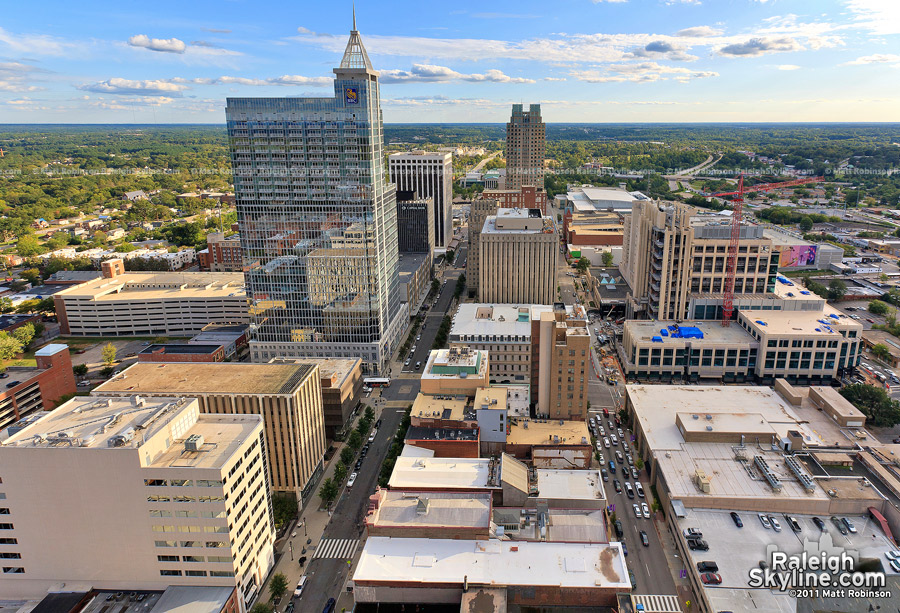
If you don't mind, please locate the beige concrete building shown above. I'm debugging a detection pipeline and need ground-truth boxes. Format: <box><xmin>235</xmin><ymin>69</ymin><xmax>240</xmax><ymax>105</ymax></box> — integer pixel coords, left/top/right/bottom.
<box><xmin>621</xmin><ymin>201</ymin><xmax>779</xmax><ymax>320</ymax></box>
<box><xmin>54</xmin><ymin>264</ymin><xmax>248</xmax><ymax>337</ymax></box>
<box><xmin>419</xmin><ymin>347</ymin><xmax>490</xmax><ymax>396</ymax></box>
<box><xmin>0</xmin><ymin>395</ymin><xmax>274</xmax><ymax>610</ymax></box>
<box><xmin>620</xmin><ymin>302</ymin><xmax>862</xmax><ymax>384</ymax></box>
<box><xmin>505</xmin><ymin>103</ymin><xmax>545</xmax><ymax>193</ymax></box>
<box><xmin>466</xmin><ymin>198</ymin><xmax>498</xmax><ymax>295</ymax></box>
<box><xmin>94</xmin><ymin>362</ymin><xmax>326</xmax><ymax>500</ymax></box>
<box><xmin>479</xmin><ymin>208</ymin><xmax>558</xmax><ymax>305</ymax></box>
<box><xmin>449</xmin><ymin>303</ymin><xmax>552</xmax><ymax>384</ymax></box>
<box><xmin>533</xmin><ymin>304</ymin><xmax>590</xmax><ymax>420</ymax></box>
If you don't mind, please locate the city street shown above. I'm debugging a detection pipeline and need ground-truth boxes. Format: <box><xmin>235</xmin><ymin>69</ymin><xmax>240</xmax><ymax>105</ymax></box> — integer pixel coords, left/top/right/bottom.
<box><xmin>592</xmin><ymin>417</ymin><xmax>678</xmax><ymax>596</ymax></box>
<box><xmin>275</xmin><ymin>253</ymin><xmax>466</xmax><ymax>613</ymax></box>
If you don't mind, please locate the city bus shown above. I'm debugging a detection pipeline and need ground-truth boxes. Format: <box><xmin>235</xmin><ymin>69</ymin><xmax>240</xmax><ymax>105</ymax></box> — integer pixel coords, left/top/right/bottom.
<box><xmin>363</xmin><ymin>377</ymin><xmax>391</xmax><ymax>388</ymax></box>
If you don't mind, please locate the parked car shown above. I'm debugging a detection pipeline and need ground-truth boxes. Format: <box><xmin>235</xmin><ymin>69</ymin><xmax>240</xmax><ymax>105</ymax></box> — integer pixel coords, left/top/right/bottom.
<box><xmin>633</xmin><ymin>503</ymin><xmax>642</xmax><ymax>518</ymax></box>
<box><xmin>293</xmin><ymin>576</ymin><xmax>307</xmax><ymax>598</ymax></box>
<box><xmin>842</xmin><ymin>517</ymin><xmax>857</xmax><ymax>534</ymax></box>
<box><xmin>768</xmin><ymin>516</ymin><xmax>782</xmax><ymax>532</ymax></box>
<box><xmin>5</xmin><ymin>381</ymin><xmax>19</xmax><ymax>388</ymax></box>
<box><xmin>354</xmin><ymin>458</ymin><xmax>363</xmax><ymax>471</ymax></box>
<box><xmin>697</xmin><ymin>561</ymin><xmax>719</xmax><ymax>572</ymax></box>
<box><xmin>700</xmin><ymin>573</ymin><xmax>722</xmax><ymax>585</ymax></box>
<box><xmin>683</xmin><ymin>528</ymin><xmax>703</xmax><ymax>538</ymax></box>
<box><xmin>600</xmin><ymin>468</ymin><xmax>609</xmax><ymax>482</ymax></box>
<box><xmin>635</xmin><ymin>482</ymin><xmax>645</xmax><ymax>498</ymax></box>
<box><xmin>730</xmin><ymin>512</ymin><xmax>743</xmax><ymax>528</ymax></box>
<box><xmin>758</xmin><ymin>514</ymin><xmax>772</xmax><ymax>530</ymax></box>
<box><xmin>812</xmin><ymin>517</ymin><xmax>826</xmax><ymax>531</ymax></box>
<box><xmin>687</xmin><ymin>538</ymin><xmax>709</xmax><ymax>551</ymax></box>
<box><xmin>785</xmin><ymin>515</ymin><xmax>801</xmax><ymax>533</ymax></box>
<box><xmin>640</xmin><ymin>530</ymin><xmax>649</xmax><ymax>546</ymax></box>
<box><xmin>613</xmin><ymin>479</ymin><xmax>622</xmax><ymax>493</ymax></box>
<box><xmin>831</xmin><ymin>516</ymin><xmax>848</xmax><ymax>535</ymax></box>
<box><xmin>631</xmin><ymin>467</ymin><xmax>639</xmax><ymax>480</ymax></box>
<box><xmin>614</xmin><ymin>520</ymin><xmax>624</xmax><ymax>538</ymax></box>
<box><xmin>603</xmin><ymin>437</ymin><xmax>610</xmax><ymax>448</ymax></box>
<box><xmin>625</xmin><ymin>482</ymin><xmax>634</xmax><ymax>499</ymax></box>
<box><xmin>628</xmin><ymin>569</ymin><xmax>637</xmax><ymax>589</ymax></box>
<box><xmin>322</xmin><ymin>598</ymin><xmax>336</xmax><ymax>613</ymax></box>
<box><xmin>346</xmin><ymin>472</ymin><xmax>357</xmax><ymax>488</ymax></box>
<box><xmin>891</xmin><ymin>559</ymin><xmax>900</xmax><ymax>573</ymax></box>
<box><xmin>641</xmin><ymin>502</ymin><xmax>650</xmax><ymax>518</ymax></box>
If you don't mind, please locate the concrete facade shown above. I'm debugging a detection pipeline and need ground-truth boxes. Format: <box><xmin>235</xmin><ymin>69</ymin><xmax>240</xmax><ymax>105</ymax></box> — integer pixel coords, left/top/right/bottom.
<box><xmin>94</xmin><ymin>362</ymin><xmax>326</xmax><ymax>500</ymax></box>
<box><xmin>466</xmin><ymin>198</ymin><xmax>498</xmax><ymax>294</ymax></box>
<box><xmin>479</xmin><ymin>208</ymin><xmax>558</xmax><ymax>305</ymax></box>
<box><xmin>388</xmin><ymin>151</ymin><xmax>453</xmax><ymax>249</ymax></box>
<box><xmin>0</xmin><ymin>396</ymin><xmax>275</xmax><ymax>611</ymax></box>
<box><xmin>533</xmin><ymin>305</ymin><xmax>591</xmax><ymax>420</ymax></box>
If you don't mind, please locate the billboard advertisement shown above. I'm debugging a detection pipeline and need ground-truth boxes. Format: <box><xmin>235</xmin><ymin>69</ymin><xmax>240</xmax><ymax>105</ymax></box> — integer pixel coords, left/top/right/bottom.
<box><xmin>779</xmin><ymin>245</ymin><xmax>818</xmax><ymax>268</ymax></box>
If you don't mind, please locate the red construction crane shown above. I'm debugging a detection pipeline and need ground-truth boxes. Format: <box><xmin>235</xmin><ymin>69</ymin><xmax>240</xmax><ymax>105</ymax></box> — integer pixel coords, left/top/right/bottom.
<box><xmin>715</xmin><ymin>174</ymin><xmax>823</xmax><ymax>326</ymax></box>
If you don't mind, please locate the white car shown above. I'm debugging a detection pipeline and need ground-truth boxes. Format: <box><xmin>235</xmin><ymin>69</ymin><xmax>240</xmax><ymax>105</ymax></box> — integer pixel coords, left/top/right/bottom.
<box><xmin>633</xmin><ymin>503</ymin><xmax>642</xmax><ymax>518</ymax></box>
<box><xmin>610</xmin><ymin>435</ymin><xmax>619</xmax><ymax>446</ymax></box>
<box><xmin>641</xmin><ymin>502</ymin><xmax>650</xmax><ymax>518</ymax></box>
<box><xmin>769</xmin><ymin>516</ymin><xmax>782</xmax><ymax>532</ymax></box>
<box><xmin>603</xmin><ymin>437</ymin><xmax>611</xmax><ymax>448</ymax></box>
<box><xmin>596</xmin><ymin>441</ymin><xmax>603</xmax><ymax>451</ymax></box>
<box><xmin>347</xmin><ymin>472</ymin><xmax>358</xmax><ymax>488</ymax></box>
<box><xmin>599</xmin><ymin>427</ymin><xmax>606</xmax><ymax>436</ymax></box>
<box><xmin>759</xmin><ymin>514</ymin><xmax>772</xmax><ymax>529</ymax></box>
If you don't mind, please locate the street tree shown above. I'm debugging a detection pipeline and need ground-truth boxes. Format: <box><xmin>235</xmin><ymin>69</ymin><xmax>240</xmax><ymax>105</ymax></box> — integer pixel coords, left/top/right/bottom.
<box><xmin>0</xmin><ymin>332</ymin><xmax>23</xmax><ymax>363</ymax></box>
<box><xmin>268</xmin><ymin>573</ymin><xmax>288</xmax><ymax>602</ymax></box>
<box><xmin>347</xmin><ymin>430</ymin><xmax>362</xmax><ymax>450</ymax></box>
<box><xmin>601</xmin><ymin>251</ymin><xmax>614</xmax><ymax>267</ymax></box>
<box><xmin>73</xmin><ymin>364</ymin><xmax>88</xmax><ymax>377</ymax></box>
<box><xmin>101</xmin><ymin>342</ymin><xmax>117</xmax><ymax>365</ymax></box>
<box><xmin>340</xmin><ymin>446</ymin><xmax>355</xmax><ymax>466</ymax></box>
<box><xmin>872</xmin><ymin>344</ymin><xmax>892</xmax><ymax>362</ymax></box>
<box><xmin>869</xmin><ymin>300</ymin><xmax>890</xmax><ymax>316</ymax></box>
<box><xmin>827</xmin><ymin>279</ymin><xmax>847</xmax><ymax>301</ymax></box>
<box><xmin>318</xmin><ymin>478</ymin><xmax>338</xmax><ymax>506</ymax></box>
<box><xmin>334</xmin><ymin>462</ymin><xmax>348</xmax><ymax>483</ymax></box>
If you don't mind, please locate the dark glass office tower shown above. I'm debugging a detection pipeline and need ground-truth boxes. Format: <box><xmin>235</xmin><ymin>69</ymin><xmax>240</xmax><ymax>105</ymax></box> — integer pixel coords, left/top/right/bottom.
<box><xmin>226</xmin><ymin>19</ymin><xmax>403</xmax><ymax>373</ymax></box>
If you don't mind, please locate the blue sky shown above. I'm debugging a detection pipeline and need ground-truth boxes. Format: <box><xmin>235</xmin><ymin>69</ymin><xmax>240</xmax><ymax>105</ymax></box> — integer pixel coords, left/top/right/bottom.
<box><xmin>1</xmin><ymin>0</ymin><xmax>898</xmax><ymax>123</ymax></box>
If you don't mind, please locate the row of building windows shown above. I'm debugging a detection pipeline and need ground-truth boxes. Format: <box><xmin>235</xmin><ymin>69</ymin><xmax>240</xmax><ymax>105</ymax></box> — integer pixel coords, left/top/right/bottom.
<box><xmin>160</xmin><ymin>569</ymin><xmax>233</xmax><ymax>577</ymax></box>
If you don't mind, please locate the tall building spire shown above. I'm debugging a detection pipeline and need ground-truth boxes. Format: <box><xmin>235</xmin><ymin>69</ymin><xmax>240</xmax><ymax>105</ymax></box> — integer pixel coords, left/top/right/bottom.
<box><xmin>339</xmin><ymin>7</ymin><xmax>374</xmax><ymax>71</ymax></box>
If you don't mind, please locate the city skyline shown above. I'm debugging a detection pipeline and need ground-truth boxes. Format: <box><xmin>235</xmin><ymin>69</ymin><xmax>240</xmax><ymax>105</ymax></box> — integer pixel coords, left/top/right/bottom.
<box><xmin>1</xmin><ymin>0</ymin><xmax>898</xmax><ymax>123</ymax></box>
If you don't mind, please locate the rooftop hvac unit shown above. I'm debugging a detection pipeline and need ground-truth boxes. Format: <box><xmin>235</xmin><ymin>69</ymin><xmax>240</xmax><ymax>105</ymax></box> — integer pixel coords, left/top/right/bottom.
<box><xmin>784</xmin><ymin>456</ymin><xmax>816</xmax><ymax>492</ymax></box>
<box><xmin>753</xmin><ymin>455</ymin><xmax>783</xmax><ymax>492</ymax></box>
<box><xmin>185</xmin><ymin>434</ymin><xmax>205</xmax><ymax>451</ymax></box>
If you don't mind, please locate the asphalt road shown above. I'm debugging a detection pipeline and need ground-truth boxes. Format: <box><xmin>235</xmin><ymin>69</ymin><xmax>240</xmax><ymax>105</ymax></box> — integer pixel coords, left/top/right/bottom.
<box><xmin>595</xmin><ymin>421</ymin><xmax>677</xmax><ymax>595</ymax></box>
<box><xmin>299</xmin><ymin>400</ymin><xmax>408</xmax><ymax>613</ymax></box>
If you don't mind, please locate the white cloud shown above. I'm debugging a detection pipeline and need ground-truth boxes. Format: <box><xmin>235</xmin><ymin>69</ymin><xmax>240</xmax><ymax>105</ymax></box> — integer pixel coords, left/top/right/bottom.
<box><xmin>0</xmin><ymin>26</ymin><xmax>83</xmax><ymax>57</ymax></box>
<box><xmin>777</xmin><ymin>64</ymin><xmax>802</xmax><ymax>70</ymax></box>
<box><xmin>571</xmin><ymin>62</ymin><xmax>717</xmax><ymax>83</ymax></box>
<box><xmin>843</xmin><ymin>0</ymin><xmax>900</xmax><ymax>35</ymax></box>
<box><xmin>128</xmin><ymin>34</ymin><xmax>187</xmax><ymax>54</ymax></box>
<box><xmin>675</xmin><ymin>25</ymin><xmax>723</xmax><ymax>37</ymax></box>
<box><xmin>380</xmin><ymin>63</ymin><xmax>534</xmax><ymax>84</ymax></box>
<box><xmin>718</xmin><ymin>36</ymin><xmax>802</xmax><ymax>57</ymax></box>
<box><xmin>0</xmin><ymin>61</ymin><xmax>49</xmax><ymax>92</ymax></box>
<box><xmin>543</xmin><ymin>77</ymin><xmax>567</xmax><ymax>81</ymax></box>
<box><xmin>202</xmin><ymin>27</ymin><xmax>232</xmax><ymax>34</ymax></box>
<box><xmin>77</xmin><ymin>78</ymin><xmax>190</xmax><ymax>96</ymax></box>
<box><xmin>629</xmin><ymin>40</ymin><xmax>698</xmax><ymax>61</ymax></box>
<box><xmin>841</xmin><ymin>53</ymin><xmax>900</xmax><ymax>65</ymax></box>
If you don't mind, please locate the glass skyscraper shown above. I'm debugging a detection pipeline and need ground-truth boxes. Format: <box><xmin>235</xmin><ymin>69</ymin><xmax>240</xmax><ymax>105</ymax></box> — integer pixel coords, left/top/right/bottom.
<box><xmin>226</xmin><ymin>21</ymin><xmax>404</xmax><ymax>373</ymax></box>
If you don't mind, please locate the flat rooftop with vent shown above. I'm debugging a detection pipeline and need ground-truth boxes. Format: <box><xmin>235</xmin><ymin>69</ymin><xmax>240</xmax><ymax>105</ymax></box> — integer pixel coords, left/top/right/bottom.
<box><xmin>2</xmin><ymin>395</ymin><xmax>261</xmax><ymax>470</ymax></box>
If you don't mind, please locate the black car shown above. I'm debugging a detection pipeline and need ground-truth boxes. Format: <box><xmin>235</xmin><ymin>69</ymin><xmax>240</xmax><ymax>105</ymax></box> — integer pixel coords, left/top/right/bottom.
<box><xmin>322</xmin><ymin>597</ymin><xmax>336</xmax><ymax>613</ymax></box>
<box><xmin>600</xmin><ymin>468</ymin><xmax>609</xmax><ymax>482</ymax></box>
<box><xmin>697</xmin><ymin>561</ymin><xmax>719</xmax><ymax>572</ymax></box>
<box><xmin>730</xmin><ymin>512</ymin><xmax>743</xmax><ymax>528</ymax></box>
<box><xmin>687</xmin><ymin>538</ymin><xmax>709</xmax><ymax>551</ymax></box>
<box><xmin>613</xmin><ymin>479</ymin><xmax>622</xmax><ymax>493</ymax></box>
<box><xmin>375</xmin><ymin>419</ymin><xmax>382</xmax><ymax>428</ymax></box>
<box><xmin>785</xmin><ymin>515</ymin><xmax>802</xmax><ymax>533</ymax></box>
<box><xmin>812</xmin><ymin>517</ymin><xmax>826</xmax><ymax>531</ymax></box>
<box><xmin>640</xmin><ymin>530</ymin><xmax>649</xmax><ymax>547</ymax></box>
<box><xmin>5</xmin><ymin>380</ymin><xmax>19</xmax><ymax>388</ymax></box>
<box><xmin>355</xmin><ymin>458</ymin><xmax>363</xmax><ymax>471</ymax></box>
<box><xmin>614</xmin><ymin>519</ymin><xmax>624</xmax><ymax>538</ymax></box>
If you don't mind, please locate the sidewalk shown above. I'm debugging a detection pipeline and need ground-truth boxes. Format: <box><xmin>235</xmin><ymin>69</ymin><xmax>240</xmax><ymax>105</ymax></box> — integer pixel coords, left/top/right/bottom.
<box><xmin>653</xmin><ymin>512</ymin><xmax>697</xmax><ymax>609</ymax></box>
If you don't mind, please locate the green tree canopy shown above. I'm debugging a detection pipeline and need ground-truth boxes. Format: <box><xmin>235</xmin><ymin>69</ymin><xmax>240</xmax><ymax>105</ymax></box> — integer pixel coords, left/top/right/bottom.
<box><xmin>840</xmin><ymin>383</ymin><xmax>900</xmax><ymax>427</ymax></box>
<box><xmin>268</xmin><ymin>573</ymin><xmax>288</xmax><ymax>602</ymax></box>
<box><xmin>101</xmin><ymin>342</ymin><xmax>117</xmax><ymax>365</ymax></box>
<box><xmin>869</xmin><ymin>300</ymin><xmax>890</xmax><ymax>316</ymax></box>
<box><xmin>872</xmin><ymin>344</ymin><xmax>892</xmax><ymax>362</ymax></box>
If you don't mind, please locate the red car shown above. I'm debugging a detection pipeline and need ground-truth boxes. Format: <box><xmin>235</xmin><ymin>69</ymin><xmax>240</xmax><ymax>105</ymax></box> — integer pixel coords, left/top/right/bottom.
<box><xmin>700</xmin><ymin>573</ymin><xmax>722</xmax><ymax>585</ymax></box>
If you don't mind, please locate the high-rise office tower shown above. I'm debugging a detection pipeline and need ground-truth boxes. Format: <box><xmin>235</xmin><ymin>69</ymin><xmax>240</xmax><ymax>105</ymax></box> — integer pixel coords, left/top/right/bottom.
<box><xmin>505</xmin><ymin>104</ymin><xmax>545</xmax><ymax>192</ymax></box>
<box><xmin>226</xmin><ymin>17</ymin><xmax>404</xmax><ymax>373</ymax></box>
<box><xmin>388</xmin><ymin>151</ymin><xmax>453</xmax><ymax>249</ymax></box>
<box><xmin>396</xmin><ymin>190</ymin><xmax>435</xmax><ymax>254</ymax></box>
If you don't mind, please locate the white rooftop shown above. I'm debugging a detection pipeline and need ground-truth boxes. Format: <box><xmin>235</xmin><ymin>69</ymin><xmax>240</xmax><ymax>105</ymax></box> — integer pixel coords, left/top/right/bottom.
<box><xmin>388</xmin><ymin>456</ymin><xmax>493</xmax><ymax>490</ymax></box>
<box><xmin>535</xmin><ymin>469</ymin><xmax>606</xmax><ymax>502</ymax></box>
<box><xmin>451</xmin><ymin>303</ymin><xmax>553</xmax><ymax>339</ymax></box>
<box><xmin>354</xmin><ymin>537</ymin><xmax>630</xmax><ymax>589</ymax></box>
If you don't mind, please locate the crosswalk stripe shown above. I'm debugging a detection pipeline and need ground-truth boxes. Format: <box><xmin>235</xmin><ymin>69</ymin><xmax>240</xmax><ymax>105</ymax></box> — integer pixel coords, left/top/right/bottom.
<box><xmin>313</xmin><ymin>538</ymin><xmax>359</xmax><ymax>560</ymax></box>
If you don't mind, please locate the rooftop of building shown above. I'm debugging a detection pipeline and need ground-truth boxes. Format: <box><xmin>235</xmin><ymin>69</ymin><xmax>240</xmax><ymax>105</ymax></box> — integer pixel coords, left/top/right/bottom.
<box><xmin>679</xmin><ymin>508</ymin><xmax>897</xmax><ymax>613</ymax></box>
<box><xmin>411</xmin><ymin>394</ymin><xmax>470</xmax><ymax>421</ymax></box>
<box><xmin>405</xmin><ymin>426</ymin><xmax>479</xmax><ymax>442</ymax></box>
<box><xmin>625</xmin><ymin>320</ymin><xmax>753</xmax><ymax>345</ymax></box>
<box><xmin>862</xmin><ymin>328</ymin><xmax>900</xmax><ymax>354</ymax></box>
<box><xmin>139</xmin><ymin>344</ymin><xmax>222</xmax><ymax>355</ymax></box>
<box><xmin>71</xmin><ymin>591</ymin><xmax>163</xmax><ymax>613</ymax></box>
<box><xmin>370</xmin><ymin>490</ymin><xmax>492</xmax><ymax>529</ymax></box>
<box><xmin>535</xmin><ymin>468</ymin><xmax>606</xmax><ymax>502</ymax></box>
<box><xmin>451</xmin><ymin>303</ymin><xmax>552</xmax><ymax>338</ymax></box>
<box><xmin>94</xmin><ymin>362</ymin><xmax>317</xmax><ymax>396</ymax></box>
<box><xmin>149</xmin><ymin>586</ymin><xmax>236</xmax><ymax>613</ymax></box>
<box><xmin>473</xmin><ymin>387</ymin><xmax>508</xmax><ymax>412</ymax></box>
<box><xmin>2</xmin><ymin>396</ymin><xmax>261</xmax><ymax>470</ymax></box>
<box><xmin>354</xmin><ymin>537</ymin><xmax>630</xmax><ymax>590</ymax></box>
<box><xmin>482</xmin><ymin>209</ymin><xmax>555</xmax><ymax>235</ymax></box>
<box><xmin>506</xmin><ymin>418</ymin><xmax>591</xmax><ymax>447</ymax></box>
<box><xmin>44</xmin><ymin>270</ymin><xmax>104</xmax><ymax>283</ymax></box>
<box><xmin>493</xmin><ymin>508</ymin><xmax>608</xmax><ymax>543</ymax></box>
<box><xmin>398</xmin><ymin>252</ymin><xmax>430</xmax><ymax>274</ymax></box>
<box><xmin>271</xmin><ymin>357</ymin><xmax>360</xmax><ymax>387</ymax></box>
<box><xmin>192</xmin><ymin>323</ymin><xmax>249</xmax><ymax>337</ymax></box>
<box><xmin>567</xmin><ymin>186</ymin><xmax>650</xmax><ymax>212</ymax></box>
<box><xmin>423</xmin><ymin>347</ymin><xmax>488</xmax><ymax>379</ymax></box>
<box><xmin>626</xmin><ymin>385</ymin><xmax>815</xmax><ymax>452</ymax></box>
<box><xmin>388</xmin><ymin>456</ymin><xmax>495</xmax><ymax>490</ymax></box>
<box><xmin>740</xmin><ymin>308</ymin><xmax>854</xmax><ymax>336</ymax></box>
<box><xmin>54</xmin><ymin>271</ymin><xmax>245</xmax><ymax>301</ymax></box>
<box><xmin>388</xmin><ymin>150</ymin><xmax>452</xmax><ymax>160</ymax></box>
